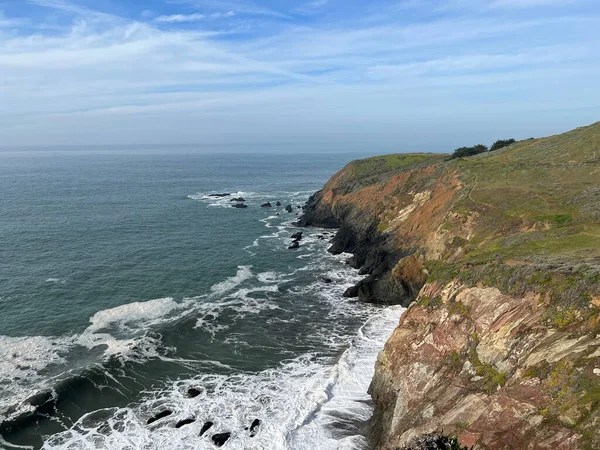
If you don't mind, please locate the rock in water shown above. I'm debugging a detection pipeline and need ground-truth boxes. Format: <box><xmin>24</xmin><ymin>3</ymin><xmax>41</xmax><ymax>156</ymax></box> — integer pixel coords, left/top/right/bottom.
<box><xmin>232</xmin><ymin>203</ymin><xmax>248</xmax><ymax>209</ymax></box>
<box><xmin>288</xmin><ymin>241</ymin><xmax>300</xmax><ymax>250</ymax></box>
<box><xmin>212</xmin><ymin>432</ymin><xmax>231</xmax><ymax>447</ymax></box>
<box><xmin>261</xmin><ymin>202</ymin><xmax>272</xmax><ymax>207</ymax></box>
<box><xmin>199</xmin><ymin>421</ymin><xmax>214</xmax><ymax>436</ymax></box>
<box><xmin>321</xmin><ymin>277</ymin><xmax>333</xmax><ymax>284</ymax></box>
<box><xmin>343</xmin><ymin>285</ymin><xmax>359</xmax><ymax>298</ymax></box>
<box><xmin>187</xmin><ymin>388</ymin><xmax>201</xmax><ymax>398</ymax></box>
<box><xmin>249</xmin><ymin>419</ymin><xmax>261</xmax><ymax>437</ymax></box>
<box><xmin>276</xmin><ymin>201</ymin><xmax>282</xmax><ymax>206</ymax></box>
<box><xmin>230</xmin><ymin>197</ymin><xmax>245</xmax><ymax>202</ymax></box>
<box><xmin>26</xmin><ymin>391</ymin><xmax>53</xmax><ymax>407</ymax></box>
<box><xmin>285</xmin><ymin>204</ymin><xmax>293</xmax><ymax>213</ymax></box>
<box><xmin>209</xmin><ymin>193</ymin><xmax>230</xmax><ymax>197</ymax></box>
<box><xmin>291</xmin><ymin>232</ymin><xmax>303</xmax><ymax>240</ymax></box>
<box><xmin>175</xmin><ymin>418</ymin><xmax>196</xmax><ymax>428</ymax></box>
<box><xmin>147</xmin><ymin>410</ymin><xmax>173</xmax><ymax>425</ymax></box>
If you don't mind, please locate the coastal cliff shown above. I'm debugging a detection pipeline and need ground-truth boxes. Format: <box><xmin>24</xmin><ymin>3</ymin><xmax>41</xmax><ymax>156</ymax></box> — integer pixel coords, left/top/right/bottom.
<box><xmin>299</xmin><ymin>123</ymin><xmax>600</xmax><ymax>449</ymax></box>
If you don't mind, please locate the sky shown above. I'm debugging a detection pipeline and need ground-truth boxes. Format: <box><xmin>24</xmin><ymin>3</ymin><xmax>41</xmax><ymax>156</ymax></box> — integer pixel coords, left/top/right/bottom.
<box><xmin>1</xmin><ymin>0</ymin><xmax>599</xmax><ymax>151</ymax></box>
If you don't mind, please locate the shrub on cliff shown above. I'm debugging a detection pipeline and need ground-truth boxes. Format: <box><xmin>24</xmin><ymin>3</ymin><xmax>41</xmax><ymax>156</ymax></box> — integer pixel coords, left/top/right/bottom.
<box><xmin>398</xmin><ymin>433</ymin><xmax>471</xmax><ymax>450</ymax></box>
<box><xmin>448</xmin><ymin>144</ymin><xmax>488</xmax><ymax>159</ymax></box>
<box><xmin>490</xmin><ymin>138</ymin><xmax>516</xmax><ymax>151</ymax></box>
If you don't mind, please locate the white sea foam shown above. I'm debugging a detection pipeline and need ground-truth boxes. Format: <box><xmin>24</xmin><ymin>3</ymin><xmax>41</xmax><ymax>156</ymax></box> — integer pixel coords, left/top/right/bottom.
<box><xmin>45</xmin><ymin>278</ymin><xmax>66</xmax><ymax>284</ymax></box>
<box><xmin>0</xmin><ymin>298</ymin><xmax>188</xmax><ymax>422</ymax></box>
<box><xmin>210</xmin><ymin>266</ymin><xmax>253</xmax><ymax>295</ymax></box>
<box><xmin>0</xmin><ymin>334</ymin><xmax>73</xmax><ymax>422</ymax></box>
<box><xmin>42</xmin><ymin>306</ymin><xmax>405</xmax><ymax>450</ymax></box>
<box><xmin>86</xmin><ymin>297</ymin><xmax>180</xmax><ymax>333</ymax></box>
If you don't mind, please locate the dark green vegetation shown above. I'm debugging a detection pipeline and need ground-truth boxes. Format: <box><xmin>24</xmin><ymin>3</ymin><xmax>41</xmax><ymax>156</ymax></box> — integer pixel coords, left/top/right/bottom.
<box><xmin>448</xmin><ymin>138</ymin><xmax>516</xmax><ymax>159</ymax></box>
<box><xmin>490</xmin><ymin>138</ymin><xmax>516</xmax><ymax>151</ymax></box>
<box><xmin>399</xmin><ymin>434</ymin><xmax>472</xmax><ymax>450</ymax></box>
<box><xmin>449</xmin><ymin>144</ymin><xmax>488</xmax><ymax>159</ymax></box>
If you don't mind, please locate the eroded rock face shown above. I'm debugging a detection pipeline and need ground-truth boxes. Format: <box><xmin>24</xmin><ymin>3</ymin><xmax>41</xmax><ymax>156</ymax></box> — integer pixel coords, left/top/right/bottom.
<box><xmin>369</xmin><ymin>282</ymin><xmax>600</xmax><ymax>450</ymax></box>
<box><xmin>297</xmin><ymin>135</ymin><xmax>600</xmax><ymax>449</ymax></box>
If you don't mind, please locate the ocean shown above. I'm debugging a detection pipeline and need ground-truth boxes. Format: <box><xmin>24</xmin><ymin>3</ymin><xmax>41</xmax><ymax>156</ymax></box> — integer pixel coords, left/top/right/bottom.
<box><xmin>0</xmin><ymin>150</ymin><xmax>405</xmax><ymax>449</ymax></box>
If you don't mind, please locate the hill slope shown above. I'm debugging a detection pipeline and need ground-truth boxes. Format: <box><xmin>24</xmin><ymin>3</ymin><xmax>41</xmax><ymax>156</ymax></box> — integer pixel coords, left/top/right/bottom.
<box><xmin>299</xmin><ymin>122</ymin><xmax>600</xmax><ymax>449</ymax></box>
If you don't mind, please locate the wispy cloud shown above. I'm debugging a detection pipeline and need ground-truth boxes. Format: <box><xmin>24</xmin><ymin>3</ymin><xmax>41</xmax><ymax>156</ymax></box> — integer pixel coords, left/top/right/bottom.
<box><xmin>490</xmin><ymin>0</ymin><xmax>575</xmax><ymax>8</ymax></box>
<box><xmin>293</xmin><ymin>0</ymin><xmax>328</xmax><ymax>14</ymax></box>
<box><xmin>1</xmin><ymin>0</ymin><xmax>599</xmax><ymax>148</ymax></box>
<box><xmin>156</xmin><ymin>13</ymin><xmax>206</xmax><ymax>23</ymax></box>
<box><xmin>155</xmin><ymin>11</ymin><xmax>235</xmax><ymax>22</ymax></box>
<box><xmin>171</xmin><ymin>0</ymin><xmax>288</xmax><ymax>18</ymax></box>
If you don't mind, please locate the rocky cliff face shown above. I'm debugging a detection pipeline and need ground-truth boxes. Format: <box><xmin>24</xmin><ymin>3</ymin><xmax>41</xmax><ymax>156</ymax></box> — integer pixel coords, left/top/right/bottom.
<box><xmin>300</xmin><ymin>125</ymin><xmax>600</xmax><ymax>449</ymax></box>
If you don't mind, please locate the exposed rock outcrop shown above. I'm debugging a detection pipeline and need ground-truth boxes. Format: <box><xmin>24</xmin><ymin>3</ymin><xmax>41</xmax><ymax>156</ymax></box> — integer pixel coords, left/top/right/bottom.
<box><xmin>299</xmin><ymin>124</ymin><xmax>600</xmax><ymax>449</ymax></box>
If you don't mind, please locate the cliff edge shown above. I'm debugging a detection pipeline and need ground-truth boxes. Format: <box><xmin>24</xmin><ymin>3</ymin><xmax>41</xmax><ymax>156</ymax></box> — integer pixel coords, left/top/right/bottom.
<box><xmin>299</xmin><ymin>123</ymin><xmax>600</xmax><ymax>449</ymax></box>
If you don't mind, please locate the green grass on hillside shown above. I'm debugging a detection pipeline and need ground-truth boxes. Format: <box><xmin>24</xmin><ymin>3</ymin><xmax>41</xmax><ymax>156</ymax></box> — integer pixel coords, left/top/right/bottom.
<box><xmin>352</xmin><ymin>153</ymin><xmax>446</xmax><ymax>178</ymax></box>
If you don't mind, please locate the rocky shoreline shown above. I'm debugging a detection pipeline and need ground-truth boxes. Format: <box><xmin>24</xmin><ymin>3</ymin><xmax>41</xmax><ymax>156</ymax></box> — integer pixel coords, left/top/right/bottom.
<box><xmin>296</xmin><ymin>124</ymin><xmax>600</xmax><ymax>450</ymax></box>
<box><xmin>297</xmin><ymin>190</ymin><xmax>423</xmax><ymax>307</ymax></box>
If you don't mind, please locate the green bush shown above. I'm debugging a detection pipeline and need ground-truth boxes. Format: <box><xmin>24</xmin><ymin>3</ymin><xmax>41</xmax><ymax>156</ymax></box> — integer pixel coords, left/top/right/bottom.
<box><xmin>449</xmin><ymin>144</ymin><xmax>488</xmax><ymax>159</ymax></box>
<box><xmin>490</xmin><ymin>138</ymin><xmax>516</xmax><ymax>151</ymax></box>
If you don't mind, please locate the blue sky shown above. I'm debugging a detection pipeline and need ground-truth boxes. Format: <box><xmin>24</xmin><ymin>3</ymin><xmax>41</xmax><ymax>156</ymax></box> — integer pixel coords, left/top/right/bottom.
<box><xmin>1</xmin><ymin>0</ymin><xmax>599</xmax><ymax>151</ymax></box>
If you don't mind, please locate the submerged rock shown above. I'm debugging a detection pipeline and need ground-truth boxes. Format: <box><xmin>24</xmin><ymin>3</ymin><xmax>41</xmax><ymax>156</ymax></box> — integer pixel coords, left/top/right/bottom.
<box><xmin>187</xmin><ymin>388</ymin><xmax>201</xmax><ymax>398</ymax></box>
<box><xmin>343</xmin><ymin>285</ymin><xmax>359</xmax><ymax>298</ymax></box>
<box><xmin>199</xmin><ymin>421</ymin><xmax>214</xmax><ymax>436</ymax></box>
<box><xmin>232</xmin><ymin>203</ymin><xmax>248</xmax><ymax>209</ymax></box>
<box><xmin>209</xmin><ymin>193</ymin><xmax>230</xmax><ymax>198</ymax></box>
<box><xmin>249</xmin><ymin>418</ymin><xmax>261</xmax><ymax>437</ymax></box>
<box><xmin>288</xmin><ymin>241</ymin><xmax>300</xmax><ymax>250</ymax></box>
<box><xmin>230</xmin><ymin>197</ymin><xmax>245</xmax><ymax>202</ymax></box>
<box><xmin>26</xmin><ymin>391</ymin><xmax>53</xmax><ymax>407</ymax></box>
<box><xmin>147</xmin><ymin>410</ymin><xmax>173</xmax><ymax>425</ymax></box>
<box><xmin>175</xmin><ymin>418</ymin><xmax>196</xmax><ymax>428</ymax></box>
<box><xmin>212</xmin><ymin>432</ymin><xmax>231</xmax><ymax>447</ymax></box>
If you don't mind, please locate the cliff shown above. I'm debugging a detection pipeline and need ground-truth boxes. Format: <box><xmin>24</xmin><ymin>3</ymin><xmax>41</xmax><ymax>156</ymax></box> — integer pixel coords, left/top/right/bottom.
<box><xmin>299</xmin><ymin>123</ymin><xmax>600</xmax><ymax>449</ymax></box>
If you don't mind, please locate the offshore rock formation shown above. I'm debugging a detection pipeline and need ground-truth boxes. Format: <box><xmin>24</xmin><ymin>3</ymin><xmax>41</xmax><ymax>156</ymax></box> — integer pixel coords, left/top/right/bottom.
<box><xmin>299</xmin><ymin>123</ymin><xmax>600</xmax><ymax>449</ymax></box>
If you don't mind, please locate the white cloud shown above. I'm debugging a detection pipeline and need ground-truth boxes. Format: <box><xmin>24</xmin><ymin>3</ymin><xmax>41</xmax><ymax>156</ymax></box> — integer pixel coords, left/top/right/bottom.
<box><xmin>490</xmin><ymin>0</ymin><xmax>575</xmax><ymax>8</ymax></box>
<box><xmin>1</xmin><ymin>0</ymin><xmax>599</xmax><ymax>147</ymax></box>
<box><xmin>155</xmin><ymin>13</ymin><xmax>206</xmax><ymax>23</ymax></box>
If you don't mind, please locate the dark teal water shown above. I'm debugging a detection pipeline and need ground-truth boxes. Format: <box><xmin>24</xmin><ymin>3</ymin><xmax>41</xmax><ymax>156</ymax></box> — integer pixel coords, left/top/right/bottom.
<box><xmin>0</xmin><ymin>151</ymin><xmax>404</xmax><ymax>450</ymax></box>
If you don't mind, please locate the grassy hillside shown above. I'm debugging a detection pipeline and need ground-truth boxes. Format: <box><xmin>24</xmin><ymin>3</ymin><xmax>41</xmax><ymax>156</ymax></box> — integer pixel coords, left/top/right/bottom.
<box><xmin>325</xmin><ymin>122</ymin><xmax>600</xmax><ymax>450</ymax></box>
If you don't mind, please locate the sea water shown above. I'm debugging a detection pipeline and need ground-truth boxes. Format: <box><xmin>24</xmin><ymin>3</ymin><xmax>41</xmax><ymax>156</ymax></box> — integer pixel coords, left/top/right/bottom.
<box><xmin>0</xmin><ymin>150</ymin><xmax>404</xmax><ymax>449</ymax></box>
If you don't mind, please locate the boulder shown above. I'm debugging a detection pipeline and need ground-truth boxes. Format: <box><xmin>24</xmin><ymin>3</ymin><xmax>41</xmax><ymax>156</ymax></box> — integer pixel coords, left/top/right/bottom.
<box><xmin>288</xmin><ymin>241</ymin><xmax>300</xmax><ymax>250</ymax></box>
<box><xmin>249</xmin><ymin>419</ymin><xmax>261</xmax><ymax>437</ymax></box>
<box><xmin>187</xmin><ymin>388</ymin><xmax>201</xmax><ymax>398</ymax></box>
<box><xmin>26</xmin><ymin>391</ymin><xmax>53</xmax><ymax>407</ymax></box>
<box><xmin>343</xmin><ymin>285</ymin><xmax>359</xmax><ymax>298</ymax></box>
<box><xmin>175</xmin><ymin>418</ymin><xmax>196</xmax><ymax>428</ymax></box>
<box><xmin>285</xmin><ymin>205</ymin><xmax>293</xmax><ymax>213</ymax></box>
<box><xmin>212</xmin><ymin>432</ymin><xmax>231</xmax><ymax>447</ymax></box>
<box><xmin>199</xmin><ymin>421</ymin><xmax>214</xmax><ymax>436</ymax></box>
<box><xmin>261</xmin><ymin>202</ymin><xmax>272</xmax><ymax>207</ymax></box>
<box><xmin>147</xmin><ymin>410</ymin><xmax>173</xmax><ymax>425</ymax></box>
<box><xmin>232</xmin><ymin>204</ymin><xmax>248</xmax><ymax>209</ymax></box>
